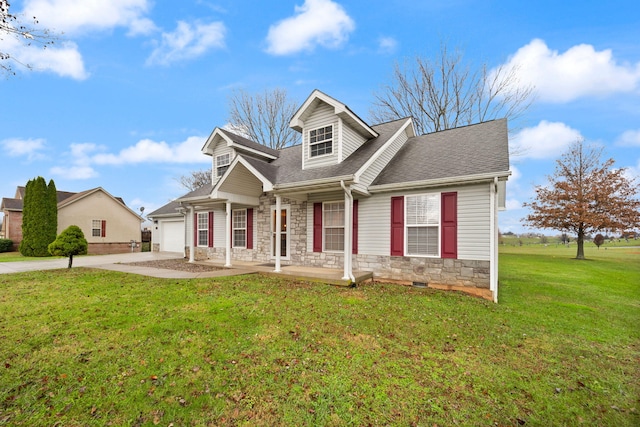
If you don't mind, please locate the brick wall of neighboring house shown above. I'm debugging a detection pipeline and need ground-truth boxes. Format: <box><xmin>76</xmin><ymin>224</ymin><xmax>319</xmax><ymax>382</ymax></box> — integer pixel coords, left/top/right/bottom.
<box><xmin>87</xmin><ymin>242</ymin><xmax>141</xmax><ymax>255</ymax></box>
<box><xmin>5</xmin><ymin>211</ymin><xmax>23</xmax><ymax>250</ymax></box>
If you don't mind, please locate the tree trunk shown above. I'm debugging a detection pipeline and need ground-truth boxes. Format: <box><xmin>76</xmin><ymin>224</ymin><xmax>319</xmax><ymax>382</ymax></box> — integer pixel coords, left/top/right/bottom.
<box><xmin>576</xmin><ymin>227</ymin><xmax>585</xmax><ymax>260</ymax></box>
<box><xmin>68</xmin><ymin>254</ymin><xmax>73</xmax><ymax>268</ymax></box>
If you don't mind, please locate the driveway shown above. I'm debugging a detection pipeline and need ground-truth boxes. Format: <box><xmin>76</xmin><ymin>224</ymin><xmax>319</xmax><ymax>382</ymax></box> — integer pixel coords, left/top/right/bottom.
<box><xmin>0</xmin><ymin>252</ymin><xmax>185</xmax><ymax>275</ymax></box>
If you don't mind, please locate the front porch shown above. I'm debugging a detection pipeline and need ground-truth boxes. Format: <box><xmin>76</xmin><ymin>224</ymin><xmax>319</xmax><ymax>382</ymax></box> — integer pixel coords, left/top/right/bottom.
<box><xmin>200</xmin><ymin>259</ymin><xmax>373</xmax><ymax>286</ymax></box>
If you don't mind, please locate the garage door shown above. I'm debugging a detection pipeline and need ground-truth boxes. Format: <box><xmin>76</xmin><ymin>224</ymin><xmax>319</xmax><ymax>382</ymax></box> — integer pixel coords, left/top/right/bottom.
<box><xmin>160</xmin><ymin>220</ymin><xmax>185</xmax><ymax>253</ymax></box>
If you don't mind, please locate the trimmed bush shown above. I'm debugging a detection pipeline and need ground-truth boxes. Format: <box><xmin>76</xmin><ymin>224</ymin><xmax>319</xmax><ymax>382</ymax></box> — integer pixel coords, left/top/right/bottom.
<box><xmin>48</xmin><ymin>225</ymin><xmax>88</xmax><ymax>268</ymax></box>
<box><xmin>0</xmin><ymin>239</ymin><xmax>13</xmax><ymax>253</ymax></box>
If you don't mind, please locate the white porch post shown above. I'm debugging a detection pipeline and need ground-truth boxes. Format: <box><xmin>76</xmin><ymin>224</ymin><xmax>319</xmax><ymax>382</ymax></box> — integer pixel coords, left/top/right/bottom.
<box><xmin>188</xmin><ymin>205</ymin><xmax>195</xmax><ymax>263</ymax></box>
<box><xmin>340</xmin><ymin>180</ymin><xmax>354</xmax><ymax>282</ymax></box>
<box><xmin>225</xmin><ymin>201</ymin><xmax>232</xmax><ymax>267</ymax></box>
<box><xmin>274</xmin><ymin>194</ymin><xmax>282</xmax><ymax>272</ymax></box>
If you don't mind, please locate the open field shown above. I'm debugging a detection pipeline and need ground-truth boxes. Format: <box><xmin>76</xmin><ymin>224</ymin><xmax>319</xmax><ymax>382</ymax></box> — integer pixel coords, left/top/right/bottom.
<box><xmin>0</xmin><ymin>247</ymin><xmax>638</xmax><ymax>426</ymax></box>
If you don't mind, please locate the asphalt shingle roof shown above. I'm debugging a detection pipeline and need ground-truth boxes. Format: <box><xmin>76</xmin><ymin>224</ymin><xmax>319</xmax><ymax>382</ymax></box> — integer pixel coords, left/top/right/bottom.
<box><xmin>372</xmin><ymin>119</ymin><xmax>509</xmax><ymax>186</ymax></box>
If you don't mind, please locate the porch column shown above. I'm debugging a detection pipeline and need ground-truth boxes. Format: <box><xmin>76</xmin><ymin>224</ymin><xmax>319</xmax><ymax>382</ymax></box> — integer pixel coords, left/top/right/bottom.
<box><xmin>274</xmin><ymin>194</ymin><xmax>282</xmax><ymax>272</ymax></box>
<box><xmin>188</xmin><ymin>205</ymin><xmax>195</xmax><ymax>263</ymax></box>
<box><xmin>225</xmin><ymin>201</ymin><xmax>232</xmax><ymax>267</ymax></box>
<box><xmin>341</xmin><ymin>182</ymin><xmax>354</xmax><ymax>281</ymax></box>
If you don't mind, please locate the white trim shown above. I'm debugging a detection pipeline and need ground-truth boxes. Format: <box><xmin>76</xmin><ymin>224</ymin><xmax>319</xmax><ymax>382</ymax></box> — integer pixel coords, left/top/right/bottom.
<box><xmin>308</xmin><ymin>124</ymin><xmax>334</xmax><ymax>159</ymax></box>
<box><xmin>232</xmin><ymin>208</ymin><xmax>247</xmax><ymax>249</ymax></box>
<box><xmin>369</xmin><ymin>172</ymin><xmax>511</xmax><ymax>193</ymax></box>
<box><xmin>322</xmin><ymin>200</ymin><xmax>345</xmax><ymax>253</ymax></box>
<box><xmin>225</xmin><ymin>202</ymin><xmax>232</xmax><ymax>267</ymax></box>
<box><xmin>404</xmin><ymin>193</ymin><xmax>441</xmax><ymax>258</ymax></box>
<box><xmin>188</xmin><ymin>205</ymin><xmax>195</xmax><ymax>263</ymax></box>
<box><xmin>353</xmin><ymin>118</ymin><xmax>413</xmax><ymax>183</ymax></box>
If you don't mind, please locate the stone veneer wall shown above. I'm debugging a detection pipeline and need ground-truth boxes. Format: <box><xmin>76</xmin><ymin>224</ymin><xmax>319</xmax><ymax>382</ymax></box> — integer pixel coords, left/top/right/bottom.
<box><xmin>182</xmin><ymin>194</ymin><xmax>491</xmax><ymax>290</ymax></box>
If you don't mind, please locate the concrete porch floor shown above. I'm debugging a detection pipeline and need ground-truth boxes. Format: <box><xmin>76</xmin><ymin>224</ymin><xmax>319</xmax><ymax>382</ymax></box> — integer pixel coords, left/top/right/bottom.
<box><xmin>201</xmin><ymin>259</ymin><xmax>373</xmax><ymax>286</ymax></box>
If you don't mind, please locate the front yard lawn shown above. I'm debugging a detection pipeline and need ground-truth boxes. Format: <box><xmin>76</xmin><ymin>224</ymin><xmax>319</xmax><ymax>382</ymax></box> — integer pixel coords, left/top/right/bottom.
<box><xmin>0</xmin><ymin>247</ymin><xmax>638</xmax><ymax>426</ymax></box>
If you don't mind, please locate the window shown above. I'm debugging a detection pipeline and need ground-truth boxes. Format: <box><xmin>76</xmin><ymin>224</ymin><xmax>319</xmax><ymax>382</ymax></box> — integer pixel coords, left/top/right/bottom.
<box><xmin>197</xmin><ymin>212</ymin><xmax>209</xmax><ymax>246</ymax></box>
<box><xmin>309</xmin><ymin>125</ymin><xmax>333</xmax><ymax>157</ymax></box>
<box><xmin>233</xmin><ymin>209</ymin><xmax>246</xmax><ymax>248</ymax></box>
<box><xmin>405</xmin><ymin>194</ymin><xmax>440</xmax><ymax>256</ymax></box>
<box><xmin>92</xmin><ymin>220</ymin><xmax>105</xmax><ymax>237</ymax></box>
<box><xmin>216</xmin><ymin>153</ymin><xmax>230</xmax><ymax>177</ymax></box>
<box><xmin>323</xmin><ymin>202</ymin><xmax>344</xmax><ymax>251</ymax></box>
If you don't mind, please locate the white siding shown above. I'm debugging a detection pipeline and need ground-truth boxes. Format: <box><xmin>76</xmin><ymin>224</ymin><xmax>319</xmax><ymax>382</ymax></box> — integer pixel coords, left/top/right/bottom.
<box><xmin>357</xmin><ymin>184</ymin><xmax>491</xmax><ymax>260</ymax></box>
<box><xmin>219</xmin><ymin>164</ymin><xmax>263</xmax><ymax>196</ymax></box>
<box><xmin>213</xmin><ymin>208</ymin><xmax>226</xmax><ymax>248</ymax></box>
<box><xmin>457</xmin><ymin>184</ymin><xmax>491</xmax><ymax>260</ymax></box>
<box><xmin>341</xmin><ymin>120</ymin><xmax>367</xmax><ymax>161</ymax></box>
<box><xmin>359</xmin><ymin>127</ymin><xmax>409</xmax><ymax>187</ymax></box>
<box><xmin>357</xmin><ymin>195</ymin><xmax>391</xmax><ymax>255</ymax></box>
<box><xmin>303</xmin><ymin>102</ymin><xmax>339</xmax><ymax>169</ymax></box>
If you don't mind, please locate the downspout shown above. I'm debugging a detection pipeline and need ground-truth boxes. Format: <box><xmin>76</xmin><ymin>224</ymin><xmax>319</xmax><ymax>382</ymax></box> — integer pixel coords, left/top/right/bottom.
<box><xmin>490</xmin><ymin>177</ymin><xmax>498</xmax><ymax>302</ymax></box>
<box><xmin>188</xmin><ymin>205</ymin><xmax>195</xmax><ymax>263</ymax></box>
<box><xmin>340</xmin><ymin>180</ymin><xmax>356</xmax><ymax>283</ymax></box>
<box><xmin>225</xmin><ymin>201</ymin><xmax>232</xmax><ymax>267</ymax></box>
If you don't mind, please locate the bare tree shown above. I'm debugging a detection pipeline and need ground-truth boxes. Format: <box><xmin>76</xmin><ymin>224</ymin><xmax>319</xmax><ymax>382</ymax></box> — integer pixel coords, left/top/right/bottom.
<box><xmin>523</xmin><ymin>139</ymin><xmax>640</xmax><ymax>260</ymax></box>
<box><xmin>370</xmin><ymin>43</ymin><xmax>534</xmax><ymax>136</ymax></box>
<box><xmin>176</xmin><ymin>169</ymin><xmax>212</xmax><ymax>192</ymax></box>
<box><xmin>1</xmin><ymin>0</ymin><xmax>56</xmax><ymax>75</ymax></box>
<box><xmin>227</xmin><ymin>88</ymin><xmax>299</xmax><ymax>149</ymax></box>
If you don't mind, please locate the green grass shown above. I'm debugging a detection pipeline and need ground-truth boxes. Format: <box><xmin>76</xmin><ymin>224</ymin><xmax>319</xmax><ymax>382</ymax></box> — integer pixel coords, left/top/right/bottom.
<box><xmin>0</xmin><ymin>252</ymin><xmax>65</xmax><ymax>262</ymax></box>
<box><xmin>0</xmin><ymin>247</ymin><xmax>638</xmax><ymax>426</ymax></box>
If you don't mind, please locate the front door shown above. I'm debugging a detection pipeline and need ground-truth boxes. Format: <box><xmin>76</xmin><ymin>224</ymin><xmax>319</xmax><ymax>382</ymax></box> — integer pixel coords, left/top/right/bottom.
<box><xmin>271</xmin><ymin>207</ymin><xmax>288</xmax><ymax>258</ymax></box>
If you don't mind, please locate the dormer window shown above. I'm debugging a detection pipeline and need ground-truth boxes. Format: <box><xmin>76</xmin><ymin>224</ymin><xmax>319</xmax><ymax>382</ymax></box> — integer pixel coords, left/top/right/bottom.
<box><xmin>309</xmin><ymin>125</ymin><xmax>333</xmax><ymax>157</ymax></box>
<box><xmin>216</xmin><ymin>153</ymin><xmax>230</xmax><ymax>177</ymax></box>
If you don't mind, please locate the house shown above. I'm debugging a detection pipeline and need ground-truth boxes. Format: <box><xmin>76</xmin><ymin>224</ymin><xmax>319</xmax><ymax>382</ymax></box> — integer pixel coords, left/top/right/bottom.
<box><xmin>148</xmin><ymin>90</ymin><xmax>510</xmax><ymax>301</ymax></box>
<box><xmin>1</xmin><ymin>186</ymin><xmax>143</xmax><ymax>254</ymax></box>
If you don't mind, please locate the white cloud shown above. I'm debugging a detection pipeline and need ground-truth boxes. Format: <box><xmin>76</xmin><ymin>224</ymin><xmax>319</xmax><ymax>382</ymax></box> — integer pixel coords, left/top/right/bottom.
<box><xmin>23</xmin><ymin>0</ymin><xmax>156</xmax><ymax>35</ymax></box>
<box><xmin>505</xmin><ymin>199</ymin><xmax>522</xmax><ymax>211</ymax></box>
<box><xmin>1</xmin><ymin>137</ymin><xmax>47</xmax><ymax>160</ymax></box>
<box><xmin>512</xmin><ymin>120</ymin><xmax>583</xmax><ymax>160</ymax></box>
<box><xmin>0</xmin><ymin>34</ymin><xmax>88</xmax><ymax>79</ymax></box>
<box><xmin>499</xmin><ymin>39</ymin><xmax>640</xmax><ymax>103</ymax></box>
<box><xmin>91</xmin><ymin>136</ymin><xmax>208</xmax><ymax>165</ymax></box>
<box><xmin>146</xmin><ymin>20</ymin><xmax>226</xmax><ymax>66</ymax></box>
<box><xmin>616</xmin><ymin>129</ymin><xmax>640</xmax><ymax>147</ymax></box>
<box><xmin>377</xmin><ymin>36</ymin><xmax>398</xmax><ymax>54</ymax></box>
<box><xmin>50</xmin><ymin>165</ymin><xmax>98</xmax><ymax>180</ymax></box>
<box><xmin>266</xmin><ymin>0</ymin><xmax>355</xmax><ymax>55</ymax></box>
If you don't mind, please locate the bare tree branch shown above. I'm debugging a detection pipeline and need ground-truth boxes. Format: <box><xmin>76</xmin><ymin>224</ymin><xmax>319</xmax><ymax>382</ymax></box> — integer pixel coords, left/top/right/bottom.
<box><xmin>370</xmin><ymin>42</ymin><xmax>535</xmax><ymax>142</ymax></box>
<box><xmin>227</xmin><ymin>88</ymin><xmax>299</xmax><ymax>149</ymax></box>
<box><xmin>1</xmin><ymin>0</ymin><xmax>57</xmax><ymax>75</ymax></box>
<box><xmin>176</xmin><ymin>169</ymin><xmax>212</xmax><ymax>192</ymax></box>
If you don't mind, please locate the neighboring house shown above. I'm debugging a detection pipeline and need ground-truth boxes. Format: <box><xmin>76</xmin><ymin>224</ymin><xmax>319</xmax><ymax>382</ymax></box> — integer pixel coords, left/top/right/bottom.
<box><xmin>0</xmin><ymin>186</ymin><xmax>143</xmax><ymax>254</ymax></box>
<box><xmin>149</xmin><ymin>90</ymin><xmax>510</xmax><ymax>301</ymax></box>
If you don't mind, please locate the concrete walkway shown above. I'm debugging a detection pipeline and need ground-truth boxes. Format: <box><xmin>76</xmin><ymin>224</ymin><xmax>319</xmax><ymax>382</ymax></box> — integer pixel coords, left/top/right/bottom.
<box><xmin>0</xmin><ymin>252</ymin><xmax>373</xmax><ymax>285</ymax></box>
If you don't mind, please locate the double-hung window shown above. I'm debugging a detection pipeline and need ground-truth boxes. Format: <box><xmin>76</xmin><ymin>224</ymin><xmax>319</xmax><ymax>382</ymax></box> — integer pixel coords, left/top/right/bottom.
<box><xmin>323</xmin><ymin>201</ymin><xmax>344</xmax><ymax>251</ymax></box>
<box><xmin>216</xmin><ymin>153</ymin><xmax>230</xmax><ymax>177</ymax></box>
<box><xmin>406</xmin><ymin>194</ymin><xmax>440</xmax><ymax>256</ymax></box>
<box><xmin>309</xmin><ymin>125</ymin><xmax>333</xmax><ymax>157</ymax></box>
<box><xmin>197</xmin><ymin>212</ymin><xmax>209</xmax><ymax>246</ymax></box>
<box><xmin>233</xmin><ymin>209</ymin><xmax>246</xmax><ymax>248</ymax></box>
<box><xmin>92</xmin><ymin>219</ymin><xmax>105</xmax><ymax>237</ymax></box>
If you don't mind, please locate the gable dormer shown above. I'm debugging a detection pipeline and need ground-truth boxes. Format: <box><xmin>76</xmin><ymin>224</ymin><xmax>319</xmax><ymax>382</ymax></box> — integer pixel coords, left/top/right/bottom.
<box><xmin>290</xmin><ymin>90</ymin><xmax>378</xmax><ymax>170</ymax></box>
<box><xmin>202</xmin><ymin>127</ymin><xmax>278</xmax><ymax>184</ymax></box>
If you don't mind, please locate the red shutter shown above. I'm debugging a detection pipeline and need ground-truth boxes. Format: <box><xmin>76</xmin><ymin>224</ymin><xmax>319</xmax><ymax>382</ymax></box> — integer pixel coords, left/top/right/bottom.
<box><xmin>352</xmin><ymin>200</ymin><xmax>358</xmax><ymax>255</ymax></box>
<box><xmin>390</xmin><ymin>196</ymin><xmax>404</xmax><ymax>256</ymax></box>
<box><xmin>194</xmin><ymin>212</ymin><xmax>198</xmax><ymax>246</ymax></box>
<box><xmin>246</xmin><ymin>208</ymin><xmax>253</xmax><ymax>249</ymax></box>
<box><xmin>208</xmin><ymin>211</ymin><xmax>214</xmax><ymax>248</ymax></box>
<box><xmin>441</xmin><ymin>192</ymin><xmax>457</xmax><ymax>259</ymax></box>
<box><xmin>313</xmin><ymin>202</ymin><xmax>323</xmax><ymax>252</ymax></box>
<box><xmin>101</xmin><ymin>220</ymin><xmax>106</xmax><ymax>238</ymax></box>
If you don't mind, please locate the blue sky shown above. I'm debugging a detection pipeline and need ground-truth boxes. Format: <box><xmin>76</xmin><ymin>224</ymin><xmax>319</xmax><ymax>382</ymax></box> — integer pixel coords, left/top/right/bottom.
<box><xmin>1</xmin><ymin>0</ymin><xmax>639</xmax><ymax>234</ymax></box>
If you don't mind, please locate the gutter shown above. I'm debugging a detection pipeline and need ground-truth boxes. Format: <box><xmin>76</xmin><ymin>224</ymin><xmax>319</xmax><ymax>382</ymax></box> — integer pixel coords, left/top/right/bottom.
<box><xmin>274</xmin><ymin>174</ymin><xmax>355</xmax><ymax>191</ymax></box>
<box><xmin>368</xmin><ymin>171</ymin><xmax>511</xmax><ymax>193</ymax></box>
